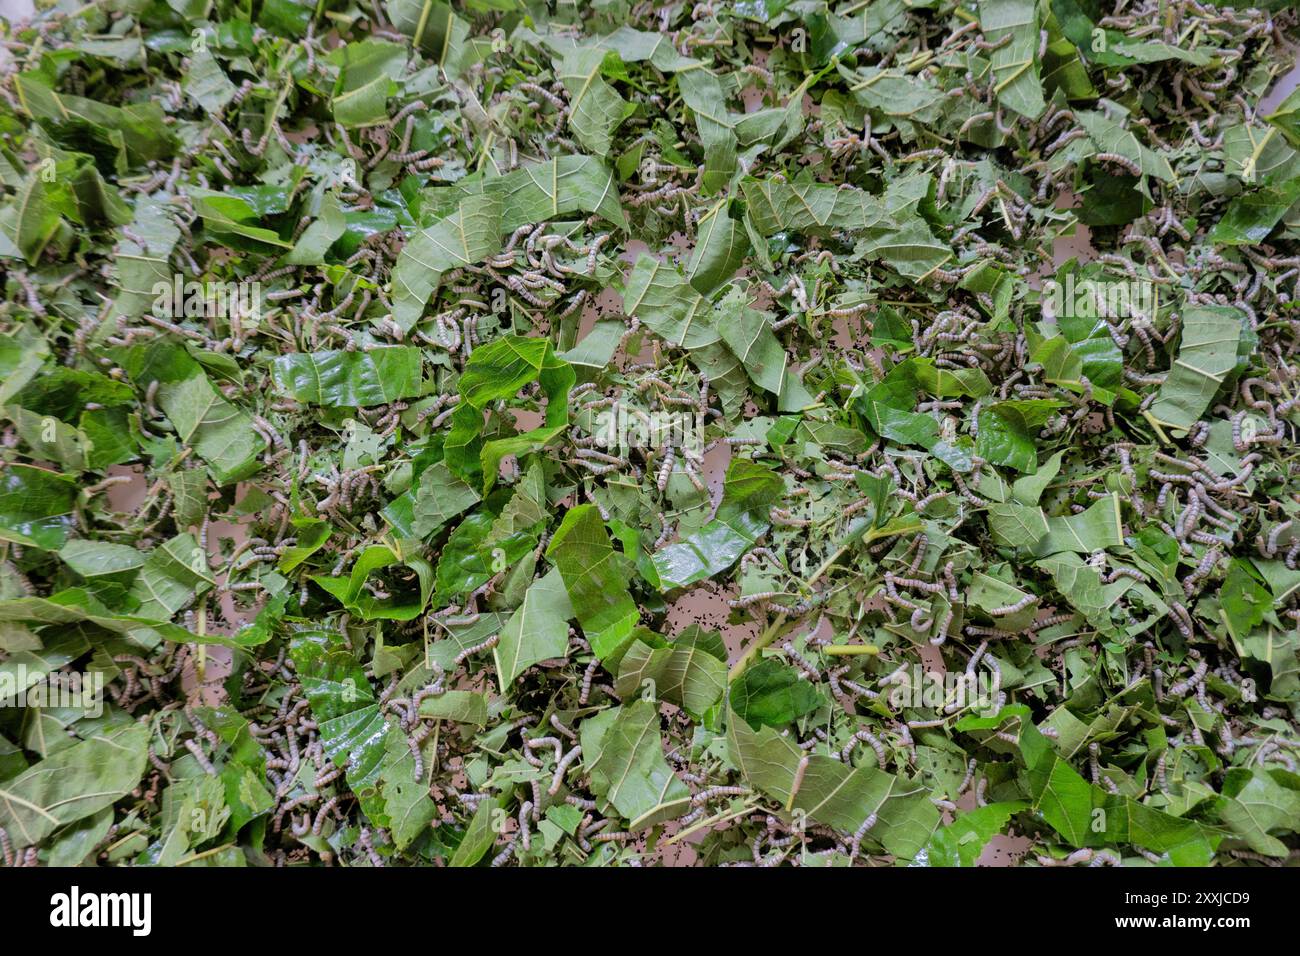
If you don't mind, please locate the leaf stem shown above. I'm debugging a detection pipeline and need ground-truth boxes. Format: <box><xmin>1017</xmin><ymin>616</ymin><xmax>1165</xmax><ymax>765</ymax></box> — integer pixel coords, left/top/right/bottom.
<box><xmin>177</xmin><ymin>842</ymin><xmax>236</xmax><ymax>866</ymax></box>
<box><xmin>663</xmin><ymin>798</ymin><xmax>761</xmax><ymax>846</ymax></box>
<box><xmin>728</xmin><ymin>612</ymin><xmax>789</xmax><ymax>681</ymax></box>
<box><xmin>196</xmin><ymin>601</ymin><xmax>207</xmax><ymax>685</ymax></box>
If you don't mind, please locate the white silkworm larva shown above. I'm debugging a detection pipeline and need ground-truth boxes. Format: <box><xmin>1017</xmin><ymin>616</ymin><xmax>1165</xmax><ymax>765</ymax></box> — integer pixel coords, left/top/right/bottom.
<box><xmin>988</xmin><ymin>594</ymin><xmax>1036</xmax><ymax>616</ymax></box>
<box><xmin>788</xmin><ymin>755</ymin><xmax>810</xmax><ymax>805</ymax></box>
<box><xmin>548</xmin><ymin>746</ymin><xmax>583</xmax><ymax>795</ymax></box>
<box><xmin>453</xmin><ymin>634</ymin><xmax>500</xmax><ymax>666</ymax></box>
<box><xmin>841</xmin><ymin>729</ymin><xmax>887</xmax><ymax>768</ymax></box>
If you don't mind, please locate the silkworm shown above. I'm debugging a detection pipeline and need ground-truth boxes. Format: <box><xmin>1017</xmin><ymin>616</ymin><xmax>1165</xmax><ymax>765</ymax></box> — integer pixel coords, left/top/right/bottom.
<box><xmin>548</xmin><ymin>746</ymin><xmax>583</xmax><ymax>795</ymax></box>
<box><xmin>781</xmin><ymin>642</ymin><xmax>820</xmax><ymax>681</ymax></box>
<box><xmin>690</xmin><ymin>786</ymin><xmax>749</xmax><ymax>805</ymax></box>
<box><xmin>357</xmin><ymin>827</ymin><xmax>384</xmax><ymax>867</ymax></box>
<box><xmin>988</xmin><ymin>594</ymin><xmax>1036</xmax><ymax>617</ymax></box>
<box><xmin>1167</xmin><ymin>658</ymin><xmax>1209</xmax><ymax>698</ymax></box>
<box><xmin>524</xmin><ymin>736</ymin><xmax>564</xmax><ymax>767</ymax></box>
<box><xmin>517</xmin><ymin>801</ymin><xmax>533</xmax><ymax>853</ymax></box>
<box><xmin>1090</xmin><ymin>151</ymin><xmax>1142</xmax><ymax>176</ymax></box>
<box><xmin>549</xmin><ymin>714</ymin><xmax>577</xmax><ymax>741</ymax></box>
<box><xmin>184</xmin><ymin>739</ymin><xmax>217</xmax><ymax>776</ymax></box>
<box><xmin>453</xmin><ymin>634</ymin><xmax>500</xmax><ymax>666</ymax></box>
<box><xmin>1183</xmin><ymin>547</ymin><xmax>1222</xmax><ymax>596</ymax></box>
<box><xmin>957</xmin><ymin>759</ymin><xmax>977</xmax><ymax>796</ymax></box>
<box><xmin>1265</xmin><ymin>521</ymin><xmax>1293</xmax><ymax>557</ymax></box>
<box><xmin>788</xmin><ymin>755</ymin><xmax>810</xmax><ymax>804</ymax></box>
<box><xmin>579</xmin><ymin>659</ymin><xmax>599</xmax><ymax>705</ymax></box>
<box><xmin>313</xmin><ymin>796</ymin><xmax>343</xmax><ymax>835</ymax></box>
<box><xmin>841</xmin><ymin>729</ymin><xmax>887</xmax><ymax>768</ymax></box>
<box><xmin>1103</xmin><ymin>567</ymin><xmax>1148</xmax><ymax>584</ymax></box>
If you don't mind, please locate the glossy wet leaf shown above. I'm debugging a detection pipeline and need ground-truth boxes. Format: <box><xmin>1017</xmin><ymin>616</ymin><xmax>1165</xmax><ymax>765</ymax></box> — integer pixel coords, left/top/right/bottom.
<box><xmin>0</xmin><ymin>465</ymin><xmax>79</xmax><ymax>551</ymax></box>
<box><xmin>271</xmin><ymin>347</ymin><xmax>424</xmax><ymax>408</ymax></box>
<box><xmin>687</xmin><ymin>199</ymin><xmax>750</xmax><ymax>295</ymax></box>
<box><xmin>382</xmin><ymin>461</ymin><xmax>480</xmax><ymax>539</ymax></box>
<box><xmin>130</xmin><ymin>533</ymin><xmax>216</xmax><ymax>620</ymax></box>
<box><xmin>1207</xmin><ymin>179</ymin><xmax>1300</xmax><ymax>246</ymax></box>
<box><xmin>329</xmin><ymin>40</ymin><xmax>408</xmax><ymax>128</ymax></box>
<box><xmin>727</xmin><ymin>707</ymin><xmax>939</xmax><ymax>859</ymax></box>
<box><xmin>729</xmin><ymin>658</ymin><xmax>820</xmax><ymax>730</ymax></box>
<box><xmin>1216</xmin><ymin>768</ymin><xmax>1300</xmax><ymax>857</ymax></box>
<box><xmin>651</xmin><ymin>459</ymin><xmax>783</xmax><ymax>590</ymax></box>
<box><xmin>291</xmin><ymin>629</ymin><xmax>390</xmax><ymax>796</ymax></box>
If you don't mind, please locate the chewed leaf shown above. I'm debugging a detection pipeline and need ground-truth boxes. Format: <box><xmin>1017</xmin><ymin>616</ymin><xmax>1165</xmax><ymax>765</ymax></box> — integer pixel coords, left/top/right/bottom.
<box><xmin>2</xmin><ymin>0</ymin><xmax>1296</xmax><ymax>876</ymax></box>
<box><xmin>1147</xmin><ymin>306</ymin><xmax>1245</xmax><ymax>430</ymax></box>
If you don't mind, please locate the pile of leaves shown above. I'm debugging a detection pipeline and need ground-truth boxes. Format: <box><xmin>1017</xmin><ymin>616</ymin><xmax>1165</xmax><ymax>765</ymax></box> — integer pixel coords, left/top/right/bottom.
<box><xmin>1</xmin><ymin>0</ymin><xmax>1300</xmax><ymax>868</ymax></box>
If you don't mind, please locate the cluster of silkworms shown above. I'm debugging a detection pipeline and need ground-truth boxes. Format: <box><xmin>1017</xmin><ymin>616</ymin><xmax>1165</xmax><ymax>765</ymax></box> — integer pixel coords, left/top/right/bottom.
<box><xmin>1</xmin><ymin>0</ymin><xmax>1299</xmax><ymax>868</ymax></box>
